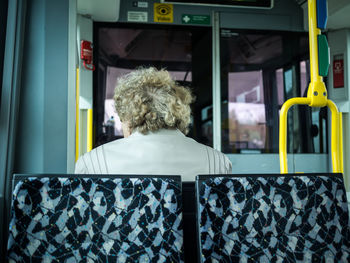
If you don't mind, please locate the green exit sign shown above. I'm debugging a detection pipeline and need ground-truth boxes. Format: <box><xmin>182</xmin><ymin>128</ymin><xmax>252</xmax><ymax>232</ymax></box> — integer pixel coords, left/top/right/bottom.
<box><xmin>182</xmin><ymin>14</ymin><xmax>210</xmax><ymax>25</ymax></box>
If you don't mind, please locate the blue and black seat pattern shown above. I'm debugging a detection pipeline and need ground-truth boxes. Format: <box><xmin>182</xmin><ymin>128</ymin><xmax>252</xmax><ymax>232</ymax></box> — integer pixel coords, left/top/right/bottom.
<box><xmin>197</xmin><ymin>174</ymin><xmax>350</xmax><ymax>262</ymax></box>
<box><xmin>8</xmin><ymin>176</ymin><xmax>184</xmax><ymax>262</ymax></box>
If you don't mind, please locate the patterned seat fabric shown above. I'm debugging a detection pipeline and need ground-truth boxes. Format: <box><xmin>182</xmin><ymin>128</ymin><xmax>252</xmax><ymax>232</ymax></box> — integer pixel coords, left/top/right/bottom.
<box><xmin>8</xmin><ymin>177</ymin><xmax>183</xmax><ymax>263</ymax></box>
<box><xmin>197</xmin><ymin>175</ymin><xmax>350</xmax><ymax>263</ymax></box>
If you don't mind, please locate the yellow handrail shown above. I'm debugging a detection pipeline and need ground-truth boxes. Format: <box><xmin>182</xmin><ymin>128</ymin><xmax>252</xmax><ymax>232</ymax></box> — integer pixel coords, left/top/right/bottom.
<box><xmin>87</xmin><ymin>109</ymin><xmax>93</xmax><ymax>152</ymax></box>
<box><xmin>340</xmin><ymin>112</ymin><xmax>344</xmax><ymax>173</ymax></box>
<box><xmin>307</xmin><ymin>0</ymin><xmax>327</xmax><ymax>108</ymax></box>
<box><xmin>75</xmin><ymin>68</ymin><xmax>80</xmax><ymax>162</ymax></box>
<box><xmin>279</xmin><ymin>98</ymin><xmax>310</xmax><ymax>173</ymax></box>
<box><xmin>279</xmin><ymin>0</ymin><xmax>343</xmax><ymax>174</ymax></box>
<box><xmin>279</xmin><ymin>99</ymin><xmax>342</xmax><ymax>174</ymax></box>
<box><xmin>327</xmin><ymin>100</ymin><xmax>341</xmax><ymax>173</ymax></box>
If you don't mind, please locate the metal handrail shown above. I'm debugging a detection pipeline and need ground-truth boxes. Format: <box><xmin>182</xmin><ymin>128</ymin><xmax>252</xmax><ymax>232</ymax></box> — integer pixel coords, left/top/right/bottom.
<box><xmin>279</xmin><ymin>0</ymin><xmax>343</xmax><ymax>174</ymax></box>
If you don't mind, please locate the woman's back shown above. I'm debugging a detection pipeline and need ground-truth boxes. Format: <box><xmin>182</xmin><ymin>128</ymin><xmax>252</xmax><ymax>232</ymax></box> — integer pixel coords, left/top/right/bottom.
<box><xmin>75</xmin><ymin>129</ymin><xmax>231</xmax><ymax>181</ymax></box>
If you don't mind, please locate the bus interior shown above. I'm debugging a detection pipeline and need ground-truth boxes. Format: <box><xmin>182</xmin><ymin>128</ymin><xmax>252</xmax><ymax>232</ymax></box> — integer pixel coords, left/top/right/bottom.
<box><xmin>1</xmin><ymin>0</ymin><xmax>350</xmax><ymax>261</ymax></box>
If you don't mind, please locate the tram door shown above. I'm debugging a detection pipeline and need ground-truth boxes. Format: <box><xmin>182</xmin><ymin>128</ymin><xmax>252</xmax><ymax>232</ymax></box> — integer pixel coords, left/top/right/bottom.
<box><xmin>94</xmin><ymin>24</ymin><xmax>214</xmax><ymax>148</ymax></box>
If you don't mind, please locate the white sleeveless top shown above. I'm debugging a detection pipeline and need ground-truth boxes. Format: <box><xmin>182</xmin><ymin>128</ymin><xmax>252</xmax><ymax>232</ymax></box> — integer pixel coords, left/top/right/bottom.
<box><xmin>75</xmin><ymin>129</ymin><xmax>232</xmax><ymax>181</ymax></box>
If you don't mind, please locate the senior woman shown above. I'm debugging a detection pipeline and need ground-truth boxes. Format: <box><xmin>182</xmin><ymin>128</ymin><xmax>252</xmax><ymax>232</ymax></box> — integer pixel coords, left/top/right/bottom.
<box><xmin>75</xmin><ymin>67</ymin><xmax>232</xmax><ymax>181</ymax></box>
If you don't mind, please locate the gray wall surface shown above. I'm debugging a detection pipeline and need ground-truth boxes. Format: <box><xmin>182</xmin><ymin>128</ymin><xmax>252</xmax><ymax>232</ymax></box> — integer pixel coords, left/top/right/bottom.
<box><xmin>14</xmin><ymin>0</ymin><xmax>69</xmax><ymax>173</ymax></box>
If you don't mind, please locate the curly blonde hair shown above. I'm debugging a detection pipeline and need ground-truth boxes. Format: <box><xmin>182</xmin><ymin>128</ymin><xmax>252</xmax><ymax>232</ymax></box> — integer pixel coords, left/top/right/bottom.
<box><xmin>114</xmin><ymin>67</ymin><xmax>194</xmax><ymax>135</ymax></box>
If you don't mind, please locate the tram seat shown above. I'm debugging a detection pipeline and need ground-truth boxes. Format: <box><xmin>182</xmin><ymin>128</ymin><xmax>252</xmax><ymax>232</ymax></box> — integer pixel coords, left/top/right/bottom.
<box><xmin>196</xmin><ymin>174</ymin><xmax>350</xmax><ymax>262</ymax></box>
<box><xmin>7</xmin><ymin>174</ymin><xmax>184</xmax><ymax>262</ymax></box>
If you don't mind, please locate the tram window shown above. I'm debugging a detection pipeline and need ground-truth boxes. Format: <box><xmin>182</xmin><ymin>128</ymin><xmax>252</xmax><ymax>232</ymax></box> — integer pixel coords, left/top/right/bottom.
<box><xmin>220</xmin><ymin>29</ymin><xmax>327</xmax><ymax>154</ymax></box>
<box><xmin>225</xmin><ymin>70</ymin><xmax>266</xmax><ymax>152</ymax></box>
<box><xmin>168</xmin><ymin>70</ymin><xmax>192</xmax><ymax>82</ymax></box>
<box><xmin>299</xmin><ymin>59</ymin><xmax>328</xmax><ymax>154</ymax></box>
<box><xmin>104</xmin><ymin>66</ymin><xmax>132</xmax><ymax>138</ymax></box>
<box><xmin>94</xmin><ymin>24</ymin><xmax>212</xmax><ymax>147</ymax></box>
<box><xmin>220</xmin><ymin>30</ymin><xmax>283</xmax><ymax>153</ymax></box>
<box><xmin>284</xmin><ymin>66</ymin><xmax>302</xmax><ymax>153</ymax></box>
<box><xmin>284</xmin><ymin>69</ymin><xmax>293</xmax><ymax>98</ymax></box>
<box><xmin>300</xmin><ymin>60</ymin><xmax>309</xmax><ymax>97</ymax></box>
<box><xmin>276</xmin><ymin>68</ymin><xmax>284</xmax><ymax>105</ymax></box>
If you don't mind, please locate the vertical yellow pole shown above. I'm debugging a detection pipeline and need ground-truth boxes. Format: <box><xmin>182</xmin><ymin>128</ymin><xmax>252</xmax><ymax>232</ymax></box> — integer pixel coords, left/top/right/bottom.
<box><xmin>308</xmin><ymin>0</ymin><xmax>321</xmax><ymax>85</ymax></box>
<box><xmin>327</xmin><ymin>100</ymin><xmax>341</xmax><ymax>173</ymax></box>
<box><xmin>307</xmin><ymin>0</ymin><xmax>327</xmax><ymax>107</ymax></box>
<box><xmin>75</xmin><ymin>68</ymin><xmax>80</xmax><ymax>162</ymax></box>
<box><xmin>339</xmin><ymin>112</ymin><xmax>344</xmax><ymax>173</ymax></box>
<box><xmin>279</xmin><ymin>102</ymin><xmax>290</xmax><ymax>174</ymax></box>
<box><xmin>87</xmin><ymin>109</ymin><xmax>93</xmax><ymax>152</ymax></box>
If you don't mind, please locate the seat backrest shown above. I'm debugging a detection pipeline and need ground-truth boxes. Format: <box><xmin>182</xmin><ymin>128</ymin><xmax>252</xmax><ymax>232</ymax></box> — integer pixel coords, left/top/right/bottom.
<box><xmin>8</xmin><ymin>174</ymin><xmax>184</xmax><ymax>262</ymax></box>
<box><xmin>196</xmin><ymin>173</ymin><xmax>350</xmax><ymax>262</ymax></box>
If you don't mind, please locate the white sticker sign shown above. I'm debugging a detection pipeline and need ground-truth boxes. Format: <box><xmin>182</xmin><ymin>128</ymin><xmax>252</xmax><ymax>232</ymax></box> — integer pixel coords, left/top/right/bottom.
<box><xmin>138</xmin><ymin>2</ymin><xmax>148</xmax><ymax>8</ymax></box>
<box><xmin>127</xmin><ymin>11</ymin><xmax>148</xmax><ymax>22</ymax></box>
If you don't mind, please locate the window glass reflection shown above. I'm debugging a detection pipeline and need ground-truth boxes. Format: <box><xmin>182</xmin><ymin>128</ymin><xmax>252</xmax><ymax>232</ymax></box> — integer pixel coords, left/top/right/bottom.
<box><xmin>276</xmin><ymin>68</ymin><xmax>284</xmax><ymax>105</ymax></box>
<box><xmin>227</xmin><ymin>71</ymin><xmax>266</xmax><ymax>151</ymax></box>
<box><xmin>300</xmin><ymin>61</ymin><xmax>308</xmax><ymax>96</ymax></box>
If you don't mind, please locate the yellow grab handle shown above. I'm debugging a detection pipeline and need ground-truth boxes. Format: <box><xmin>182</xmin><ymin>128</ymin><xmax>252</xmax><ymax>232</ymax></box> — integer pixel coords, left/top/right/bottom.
<box><xmin>87</xmin><ymin>109</ymin><xmax>93</xmax><ymax>152</ymax></box>
<box><xmin>327</xmin><ymin>100</ymin><xmax>341</xmax><ymax>173</ymax></box>
<box><xmin>279</xmin><ymin>98</ymin><xmax>311</xmax><ymax>173</ymax></box>
<box><xmin>279</xmin><ymin>98</ymin><xmax>342</xmax><ymax>174</ymax></box>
